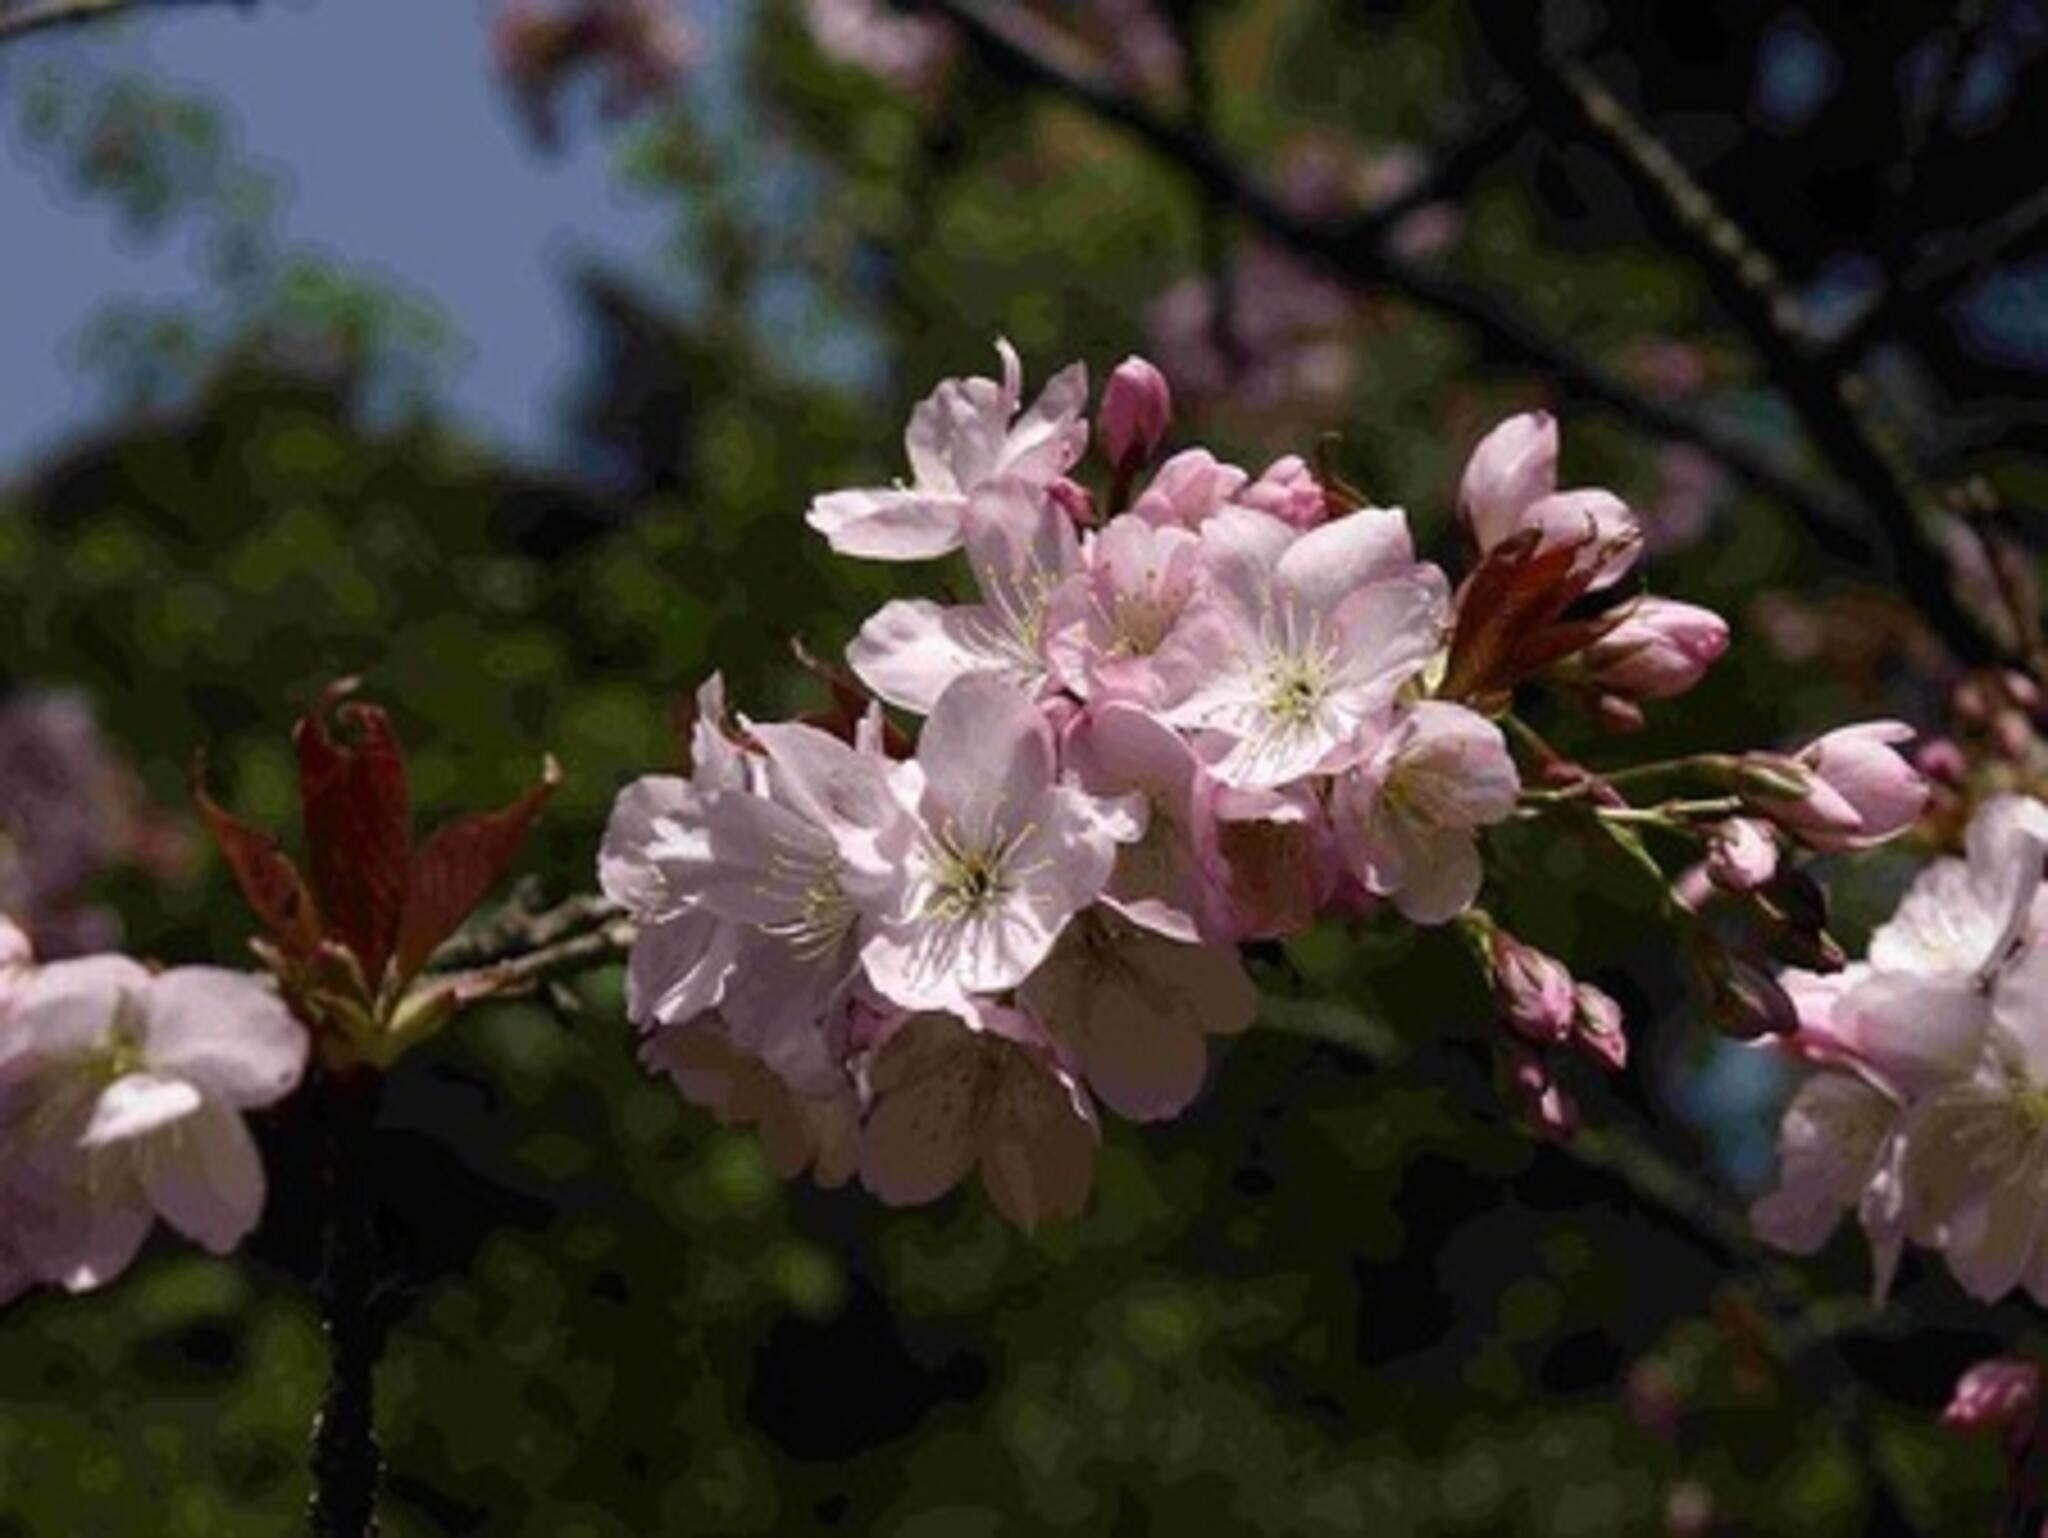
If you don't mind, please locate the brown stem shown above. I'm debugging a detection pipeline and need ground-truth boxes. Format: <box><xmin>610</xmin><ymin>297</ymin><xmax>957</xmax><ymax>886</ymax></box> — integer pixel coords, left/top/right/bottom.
<box><xmin>306</xmin><ymin>1074</ymin><xmax>387</xmax><ymax>1538</ymax></box>
<box><xmin>912</xmin><ymin>0</ymin><xmax>1857</xmax><ymax>552</ymax></box>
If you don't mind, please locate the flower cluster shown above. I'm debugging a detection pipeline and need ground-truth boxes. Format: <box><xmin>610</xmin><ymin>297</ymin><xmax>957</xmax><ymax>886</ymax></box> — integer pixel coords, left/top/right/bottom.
<box><xmin>603</xmin><ymin>341</ymin><xmax>1798</xmax><ymax>1225</ymax></box>
<box><xmin>1753</xmin><ymin>792</ymin><xmax>2048</xmax><ymax>1303</ymax></box>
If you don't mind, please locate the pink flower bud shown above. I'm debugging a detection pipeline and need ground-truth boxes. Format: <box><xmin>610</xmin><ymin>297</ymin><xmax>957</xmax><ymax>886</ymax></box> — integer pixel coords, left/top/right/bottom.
<box><xmin>1706</xmin><ymin>818</ymin><xmax>1778</xmax><ymax>892</ymax></box>
<box><xmin>1494</xmin><ymin>932</ymin><xmax>1576</xmax><ymax>1045</ymax></box>
<box><xmin>1943</xmin><ymin>1358</ymin><xmax>2041</xmax><ymax>1435</ymax></box>
<box><xmin>1749</xmin><ymin>722</ymin><xmax>1927</xmax><ymax>852</ymax></box>
<box><xmin>1459</xmin><ymin>411</ymin><xmax>1558</xmax><ymax>551</ymax></box>
<box><xmin>1594</xmin><ymin>693</ymin><xmax>1647</xmax><ymax>734</ymax></box>
<box><xmin>1573</xmin><ymin>982</ymin><xmax>1628</xmax><ymax>1072</ymax></box>
<box><xmin>1046</xmin><ymin>475</ymin><xmax>1098</xmax><ymax>529</ymax></box>
<box><xmin>1099</xmin><ymin>355</ymin><xmax>1172</xmax><ymax>474</ymax></box>
<box><xmin>1234</xmin><ymin>454</ymin><xmax>1326</xmax><ymax>530</ymax></box>
<box><xmin>1582</xmin><ymin>598</ymin><xmax>1730</xmax><ymax>701</ymax></box>
<box><xmin>1507</xmin><ymin>1049</ymin><xmax>1578</xmax><ymax>1140</ymax></box>
<box><xmin>1914</xmin><ymin>736</ymin><xmax>1967</xmax><ymax>786</ymax></box>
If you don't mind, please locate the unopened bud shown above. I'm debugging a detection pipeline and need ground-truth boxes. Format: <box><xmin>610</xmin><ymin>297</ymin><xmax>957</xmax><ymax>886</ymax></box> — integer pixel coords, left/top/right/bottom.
<box><xmin>1099</xmin><ymin>355</ymin><xmax>1172</xmax><ymax>474</ymax></box>
<box><xmin>1943</xmin><ymin>1358</ymin><xmax>2041</xmax><ymax>1435</ymax></box>
<box><xmin>1914</xmin><ymin>736</ymin><xmax>1967</xmax><ymax>786</ymax></box>
<box><xmin>1705</xmin><ymin>818</ymin><xmax>1778</xmax><ymax>893</ymax></box>
<box><xmin>1234</xmin><ymin>454</ymin><xmax>1327</xmax><ymax>530</ymax></box>
<box><xmin>1494</xmin><ymin>932</ymin><xmax>1576</xmax><ymax>1045</ymax></box>
<box><xmin>1581</xmin><ymin>598</ymin><xmax>1730</xmax><ymax>701</ymax></box>
<box><xmin>1572</xmin><ymin>982</ymin><xmax>1628</xmax><ymax>1072</ymax></box>
<box><xmin>1593</xmin><ymin>693</ymin><xmax>1647</xmax><ymax>733</ymax></box>
<box><xmin>2004</xmin><ymin>669</ymin><xmax>2043</xmax><ymax>714</ymax></box>
<box><xmin>1507</xmin><ymin>1048</ymin><xmax>1579</xmax><ymax>1140</ymax></box>
<box><xmin>1994</xmin><ymin>707</ymin><xmax>2034</xmax><ymax>760</ymax></box>
<box><xmin>1046</xmin><ymin>475</ymin><xmax>1098</xmax><ymax>529</ymax></box>
<box><xmin>1742</xmin><ymin>723</ymin><xmax>1926</xmax><ymax>852</ymax></box>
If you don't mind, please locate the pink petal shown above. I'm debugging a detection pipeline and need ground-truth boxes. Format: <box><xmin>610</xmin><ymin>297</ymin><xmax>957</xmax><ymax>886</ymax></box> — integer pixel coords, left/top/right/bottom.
<box><xmin>140</xmin><ymin>1101</ymin><xmax>266</xmax><ymax>1254</ymax></box>
<box><xmin>143</xmin><ymin>968</ymin><xmax>307</xmax><ymax>1110</ymax></box>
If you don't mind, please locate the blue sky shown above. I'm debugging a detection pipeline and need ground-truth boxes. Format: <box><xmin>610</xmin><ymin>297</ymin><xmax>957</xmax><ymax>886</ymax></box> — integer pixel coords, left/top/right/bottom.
<box><xmin>0</xmin><ymin>0</ymin><xmax>677</xmax><ymax>467</ymax></box>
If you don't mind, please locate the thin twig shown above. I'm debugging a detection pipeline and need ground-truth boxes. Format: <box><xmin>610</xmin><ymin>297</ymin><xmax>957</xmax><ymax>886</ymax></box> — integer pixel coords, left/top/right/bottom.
<box><xmin>912</xmin><ymin>0</ymin><xmax>1863</xmax><ymax>558</ymax></box>
<box><xmin>0</xmin><ymin>0</ymin><xmax>242</xmax><ymax>44</ymax></box>
<box><xmin>1508</xmin><ymin>34</ymin><xmax>2007</xmax><ymax>665</ymax></box>
<box><xmin>1820</xmin><ymin>180</ymin><xmax>2048</xmax><ymax>369</ymax></box>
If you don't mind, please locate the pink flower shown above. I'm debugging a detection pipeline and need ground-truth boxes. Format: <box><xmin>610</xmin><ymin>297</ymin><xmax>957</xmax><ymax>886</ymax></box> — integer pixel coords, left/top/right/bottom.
<box><xmin>848</xmin><ymin>476</ymin><xmax>1083</xmax><ymax>713</ymax></box>
<box><xmin>1128</xmin><ymin>448</ymin><xmax>1247</xmax><ymax>530</ymax></box>
<box><xmin>1943</xmin><ymin>1358</ymin><xmax>2042</xmax><ymax>1434</ymax></box>
<box><xmin>1204</xmin><ymin>781</ymin><xmax>1339</xmax><ymax>941</ymax></box>
<box><xmin>1061</xmin><ymin>702</ymin><xmax>1222</xmax><ymax>943</ymax></box>
<box><xmin>858</xmin><ymin>676</ymin><xmax>1135</xmax><ymax>1011</ymax></box>
<box><xmin>1330</xmin><ymin>701</ymin><xmax>1518</xmax><ymax>924</ymax></box>
<box><xmin>857</xmin><ymin>1006</ymin><xmax>1097</xmax><ymax>1232</ymax></box>
<box><xmin>1098</xmin><ymin>355</ymin><xmax>1172</xmax><ymax>475</ymax></box>
<box><xmin>1748</xmin><ymin>722</ymin><xmax>1928</xmax><ymax>852</ymax></box>
<box><xmin>1233</xmin><ymin>454</ymin><xmax>1326</xmax><ymax>530</ymax></box>
<box><xmin>808</xmin><ymin>340</ymin><xmax>1088</xmax><ymax>560</ymax></box>
<box><xmin>600</xmin><ymin>678</ymin><xmax>913</xmax><ymax>1096</ymax></box>
<box><xmin>1750</xmin><ymin>1071</ymin><xmax>1907</xmax><ymax>1283</ymax></box>
<box><xmin>1041</xmin><ymin>513</ymin><xmax>1206</xmax><ymax>706</ymax></box>
<box><xmin>1159</xmin><ymin>506</ymin><xmax>1447</xmax><ymax>788</ymax></box>
<box><xmin>0</xmin><ymin>957</ymin><xmax>307</xmax><ymax>1297</ymax></box>
<box><xmin>1457</xmin><ymin>411</ymin><xmax>1640</xmax><ymax>590</ymax></box>
<box><xmin>640</xmin><ymin>1018</ymin><xmax>858</xmax><ymax>1189</ymax></box>
<box><xmin>1579</xmin><ymin>598</ymin><xmax>1730</xmax><ymax>700</ymax></box>
<box><xmin>1021</xmin><ymin>910</ymin><xmax>1255</xmax><ymax>1122</ymax></box>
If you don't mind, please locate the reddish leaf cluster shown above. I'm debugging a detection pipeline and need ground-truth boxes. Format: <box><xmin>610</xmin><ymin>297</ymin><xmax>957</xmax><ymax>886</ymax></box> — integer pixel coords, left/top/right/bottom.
<box><xmin>1439</xmin><ymin>527</ymin><xmax>1629</xmax><ymax>709</ymax></box>
<box><xmin>194</xmin><ymin>680</ymin><xmax>558</xmax><ymax>1064</ymax></box>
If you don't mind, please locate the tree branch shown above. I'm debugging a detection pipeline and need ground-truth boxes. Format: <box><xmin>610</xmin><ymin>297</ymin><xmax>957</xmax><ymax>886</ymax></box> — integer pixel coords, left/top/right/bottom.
<box><xmin>1500</xmin><ymin>31</ymin><xmax>2007</xmax><ymax>666</ymax></box>
<box><xmin>0</xmin><ymin>0</ymin><xmax>243</xmax><ymax>44</ymax></box>
<box><xmin>306</xmin><ymin>1074</ymin><xmax>387</xmax><ymax>1538</ymax></box>
<box><xmin>911</xmin><ymin>0</ymin><xmax>1865</xmax><ymax>559</ymax></box>
<box><xmin>1819</xmin><ymin>180</ymin><xmax>2048</xmax><ymax>370</ymax></box>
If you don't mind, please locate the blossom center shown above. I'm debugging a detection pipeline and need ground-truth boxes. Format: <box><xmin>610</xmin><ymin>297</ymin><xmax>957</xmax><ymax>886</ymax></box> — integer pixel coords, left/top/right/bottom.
<box><xmin>923</xmin><ymin>820</ymin><xmax>1033</xmax><ymax>922</ymax></box>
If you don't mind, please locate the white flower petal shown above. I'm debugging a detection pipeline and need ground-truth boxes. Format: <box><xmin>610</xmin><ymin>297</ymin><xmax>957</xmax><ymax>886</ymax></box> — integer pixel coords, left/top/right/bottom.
<box><xmin>82</xmin><ymin>1074</ymin><xmax>203</xmax><ymax>1147</ymax></box>
<box><xmin>143</xmin><ymin>968</ymin><xmax>307</xmax><ymax>1109</ymax></box>
<box><xmin>140</xmin><ymin>1101</ymin><xmax>266</xmax><ymax>1255</ymax></box>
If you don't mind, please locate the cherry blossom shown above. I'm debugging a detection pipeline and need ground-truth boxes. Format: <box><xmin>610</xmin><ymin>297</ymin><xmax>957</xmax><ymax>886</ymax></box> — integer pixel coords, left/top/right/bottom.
<box><xmin>1331</xmin><ymin>700</ymin><xmax>1519</xmax><ymax>924</ymax></box>
<box><xmin>1159</xmin><ymin>506</ymin><xmax>1447</xmax><ymax>788</ymax></box>
<box><xmin>1754</xmin><ymin>795</ymin><xmax>2048</xmax><ymax>1301</ymax></box>
<box><xmin>859</xmin><ymin>675</ymin><xmax>1135</xmax><ymax>1011</ymax></box>
<box><xmin>857</xmin><ymin>1005</ymin><xmax>1097</xmax><ymax>1231</ymax></box>
<box><xmin>0</xmin><ymin>955</ymin><xmax>307</xmax><ymax>1296</ymax></box>
<box><xmin>1020</xmin><ymin>909</ymin><xmax>1255</xmax><ymax>1121</ymax></box>
<box><xmin>1041</xmin><ymin>512</ymin><xmax>1207</xmax><ymax>706</ymax></box>
<box><xmin>849</xmin><ymin>477</ymin><xmax>1082</xmax><ymax>714</ymax></box>
<box><xmin>807</xmin><ymin>340</ymin><xmax>1088</xmax><ymax>561</ymax></box>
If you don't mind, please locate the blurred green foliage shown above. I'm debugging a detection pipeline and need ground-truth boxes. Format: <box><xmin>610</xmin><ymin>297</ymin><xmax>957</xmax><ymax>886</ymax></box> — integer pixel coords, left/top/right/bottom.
<box><xmin>0</xmin><ymin>1</ymin><xmax>2037</xmax><ymax>1533</ymax></box>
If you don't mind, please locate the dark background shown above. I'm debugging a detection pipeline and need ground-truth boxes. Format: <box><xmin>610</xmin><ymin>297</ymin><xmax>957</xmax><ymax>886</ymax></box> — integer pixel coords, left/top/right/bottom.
<box><xmin>2</xmin><ymin>1</ymin><xmax>2046</xmax><ymax>1532</ymax></box>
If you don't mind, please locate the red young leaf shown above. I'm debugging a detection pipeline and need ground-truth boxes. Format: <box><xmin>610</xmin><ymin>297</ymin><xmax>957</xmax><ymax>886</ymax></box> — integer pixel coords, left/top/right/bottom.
<box><xmin>390</xmin><ymin>756</ymin><xmax>562</xmax><ymax>986</ymax></box>
<box><xmin>294</xmin><ymin>680</ymin><xmax>413</xmax><ymax>986</ymax></box>
<box><xmin>190</xmin><ymin>752</ymin><xmax>323</xmax><ymax>958</ymax></box>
